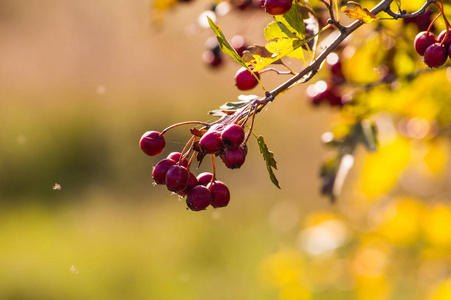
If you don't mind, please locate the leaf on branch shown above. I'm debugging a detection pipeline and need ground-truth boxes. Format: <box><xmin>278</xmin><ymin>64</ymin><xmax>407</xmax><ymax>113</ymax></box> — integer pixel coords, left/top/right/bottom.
<box><xmin>209</xmin><ymin>95</ymin><xmax>259</xmax><ymax>117</ymax></box>
<box><xmin>273</xmin><ymin>1</ymin><xmax>305</xmax><ymax>40</ymax></box>
<box><xmin>257</xmin><ymin>135</ymin><xmax>281</xmax><ymax>189</ymax></box>
<box><xmin>207</xmin><ymin>17</ymin><xmax>262</xmax><ymax>88</ymax></box>
<box><xmin>341</xmin><ymin>2</ymin><xmax>378</xmax><ymax>24</ymax></box>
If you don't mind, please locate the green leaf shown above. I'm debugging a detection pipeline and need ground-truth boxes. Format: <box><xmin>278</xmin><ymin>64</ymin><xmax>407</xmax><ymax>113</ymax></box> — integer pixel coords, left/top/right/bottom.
<box><xmin>209</xmin><ymin>95</ymin><xmax>259</xmax><ymax>117</ymax></box>
<box><xmin>207</xmin><ymin>17</ymin><xmax>263</xmax><ymax>90</ymax></box>
<box><xmin>357</xmin><ymin>120</ymin><xmax>378</xmax><ymax>153</ymax></box>
<box><xmin>265</xmin><ymin>21</ymin><xmax>297</xmax><ymax>40</ymax></box>
<box><xmin>207</xmin><ymin>16</ymin><xmax>247</xmax><ymax>68</ymax></box>
<box><xmin>257</xmin><ymin>135</ymin><xmax>280</xmax><ymax>189</ymax></box>
<box><xmin>274</xmin><ymin>1</ymin><xmax>305</xmax><ymax>39</ymax></box>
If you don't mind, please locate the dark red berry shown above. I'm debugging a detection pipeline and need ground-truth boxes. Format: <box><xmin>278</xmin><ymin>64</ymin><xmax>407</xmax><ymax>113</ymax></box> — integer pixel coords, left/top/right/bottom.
<box><xmin>152</xmin><ymin>158</ymin><xmax>176</xmax><ymax>184</ymax></box>
<box><xmin>167</xmin><ymin>152</ymin><xmax>189</xmax><ymax>168</ymax></box>
<box><xmin>165</xmin><ymin>165</ymin><xmax>190</xmax><ymax>192</ymax></box>
<box><xmin>424</xmin><ymin>43</ymin><xmax>447</xmax><ymax>68</ymax></box>
<box><xmin>221</xmin><ymin>144</ymin><xmax>247</xmax><ymax>169</ymax></box>
<box><xmin>207</xmin><ymin>181</ymin><xmax>230</xmax><ymax>208</ymax></box>
<box><xmin>234</xmin><ymin>67</ymin><xmax>259</xmax><ymax>91</ymax></box>
<box><xmin>449</xmin><ymin>44</ymin><xmax>451</xmax><ymax>59</ymax></box>
<box><xmin>438</xmin><ymin>29</ymin><xmax>451</xmax><ymax>49</ymax></box>
<box><xmin>199</xmin><ymin>129</ymin><xmax>224</xmax><ymax>154</ymax></box>
<box><xmin>416</xmin><ymin>10</ymin><xmax>434</xmax><ymax>32</ymax></box>
<box><xmin>139</xmin><ymin>131</ymin><xmax>165</xmax><ymax>156</ymax></box>
<box><xmin>414</xmin><ymin>31</ymin><xmax>437</xmax><ymax>56</ymax></box>
<box><xmin>231</xmin><ymin>35</ymin><xmax>247</xmax><ymax>57</ymax></box>
<box><xmin>186</xmin><ymin>185</ymin><xmax>212</xmax><ymax>211</ymax></box>
<box><xmin>264</xmin><ymin>0</ymin><xmax>292</xmax><ymax>15</ymax></box>
<box><xmin>178</xmin><ymin>172</ymin><xmax>198</xmax><ymax>196</ymax></box>
<box><xmin>221</xmin><ymin>124</ymin><xmax>245</xmax><ymax>149</ymax></box>
<box><xmin>197</xmin><ymin>172</ymin><xmax>214</xmax><ymax>186</ymax></box>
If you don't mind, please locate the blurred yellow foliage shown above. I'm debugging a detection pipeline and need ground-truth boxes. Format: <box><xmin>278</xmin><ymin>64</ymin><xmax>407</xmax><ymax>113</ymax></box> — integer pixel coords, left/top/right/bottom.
<box><xmin>378</xmin><ymin>197</ymin><xmax>425</xmax><ymax>246</ymax></box>
<box><xmin>429</xmin><ymin>279</ymin><xmax>451</xmax><ymax>300</ymax></box>
<box><xmin>360</xmin><ymin>137</ymin><xmax>411</xmax><ymax>198</ymax></box>
<box><xmin>258</xmin><ymin>249</ymin><xmax>306</xmax><ymax>288</ymax></box>
<box><xmin>422</xmin><ymin>204</ymin><xmax>451</xmax><ymax>249</ymax></box>
<box><xmin>424</xmin><ymin>140</ymin><xmax>449</xmax><ymax>176</ymax></box>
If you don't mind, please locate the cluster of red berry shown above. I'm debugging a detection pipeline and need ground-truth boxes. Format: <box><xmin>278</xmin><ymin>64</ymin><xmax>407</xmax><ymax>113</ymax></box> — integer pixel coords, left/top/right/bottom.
<box><xmin>140</xmin><ymin>122</ymin><xmax>248</xmax><ymax>211</ymax></box>
<box><xmin>414</xmin><ymin>28</ymin><xmax>451</xmax><ymax>68</ymax></box>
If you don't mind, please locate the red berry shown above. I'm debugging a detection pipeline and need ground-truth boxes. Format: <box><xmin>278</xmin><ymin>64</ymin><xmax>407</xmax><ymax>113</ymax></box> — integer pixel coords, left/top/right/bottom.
<box><xmin>165</xmin><ymin>165</ymin><xmax>190</xmax><ymax>192</ymax></box>
<box><xmin>438</xmin><ymin>29</ymin><xmax>451</xmax><ymax>49</ymax></box>
<box><xmin>449</xmin><ymin>44</ymin><xmax>451</xmax><ymax>59</ymax></box>
<box><xmin>139</xmin><ymin>131</ymin><xmax>165</xmax><ymax>156</ymax></box>
<box><xmin>199</xmin><ymin>129</ymin><xmax>224</xmax><ymax>154</ymax></box>
<box><xmin>202</xmin><ymin>50</ymin><xmax>223</xmax><ymax>68</ymax></box>
<box><xmin>186</xmin><ymin>185</ymin><xmax>212</xmax><ymax>211</ymax></box>
<box><xmin>152</xmin><ymin>158</ymin><xmax>176</xmax><ymax>184</ymax></box>
<box><xmin>221</xmin><ymin>144</ymin><xmax>247</xmax><ymax>169</ymax></box>
<box><xmin>167</xmin><ymin>152</ymin><xmax>189</xmax><ymax>168</ymax></box>
<box><xmin>221</xmin><ymin>124</ymin><xmax>245</xmax><ymax>149</ymax></box>
<box><xmin>207</xmin><ymin>181</ymin><xmax>230</xmax><ymax>208</ymax></box>
<box><xmin>264</xmin><ymin>0</ymin><xmax>292</xmax><ymax>15</ymax></box>
<box><xmin>178</xmin><ymin>172</ymin><xmax>198</xmax><ymax>196</ymax></box>
<box><xmin>424</xmin><ymin>43</ymin><xmax>447</xmax><ymax>68</ymax></box>
<box><xmin>234</xmin><ymin>67</ymin><xmax>259</xmax><ymax>91</ymax></box>
<box><xmin>414</xmin><ymin>31</ymin><xmax>437</xmax><ymax>56</ymax></box>
<box><xmin>197</xmin><ymin>172</ymin><xmax>214</xmax><ymax>186</ymax></box>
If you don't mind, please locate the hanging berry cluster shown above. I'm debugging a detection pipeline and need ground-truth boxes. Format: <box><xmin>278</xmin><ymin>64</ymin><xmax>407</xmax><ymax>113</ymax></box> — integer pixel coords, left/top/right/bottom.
<box><xmin>139</xmin><ymin>99</ymin><xmax>266</xmax><ymax>211</ymax></box>
<box><xmin>412</xmin><ymin>2</ymin><xmax>451</xmax><ymax>68</ymax></box>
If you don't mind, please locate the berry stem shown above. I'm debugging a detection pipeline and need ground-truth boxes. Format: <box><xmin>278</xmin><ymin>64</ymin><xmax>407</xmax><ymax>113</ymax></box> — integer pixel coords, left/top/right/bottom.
<box><xmin>259</xmin><ymin>68</ymin><xmax>294</xmax><ymax>75</ymax></box>
<box><xmin>161</xmin><ymin>121</ymin><xmax>211</xmax><ymax>135</ymax></box>
<box><xmin>210</xmin><ymin>154</ymin><xmax>217</xmax><ymax>183</ymax></box>
<box><xmin>180</xmin><ymin>135</ymin><xmax>197</xmax><ymax>168</ymax></box>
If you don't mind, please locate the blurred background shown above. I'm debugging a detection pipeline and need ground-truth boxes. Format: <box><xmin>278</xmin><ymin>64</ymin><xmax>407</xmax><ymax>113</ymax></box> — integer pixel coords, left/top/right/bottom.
<box><xmin>1</xmin><ymin>0</ymin><xmax>451</xmax><ymax>299</ymax></box>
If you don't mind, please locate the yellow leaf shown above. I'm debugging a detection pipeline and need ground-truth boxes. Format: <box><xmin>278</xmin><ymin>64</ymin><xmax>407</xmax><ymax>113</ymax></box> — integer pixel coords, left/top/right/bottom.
<box><xmin>341</xmin><ymin>3</ymin><xmax>378</xmax><ymax>24</ymax></box>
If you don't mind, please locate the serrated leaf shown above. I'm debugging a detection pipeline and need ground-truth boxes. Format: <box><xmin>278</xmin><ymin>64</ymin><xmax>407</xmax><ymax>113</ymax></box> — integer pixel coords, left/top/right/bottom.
<box><xmin>341</xmin><ymin>2</ymin><xmax>378</xmax><ymax>24</ymax></box>
<box><xmin>257</xmin><ymin>135</ymin><xmax>280</xmax><ymax>189</ymax></box>
<box><xmin>274</xmin><ymin>1</ymin><xmax>305</xmax><ymax>40</ymax></box>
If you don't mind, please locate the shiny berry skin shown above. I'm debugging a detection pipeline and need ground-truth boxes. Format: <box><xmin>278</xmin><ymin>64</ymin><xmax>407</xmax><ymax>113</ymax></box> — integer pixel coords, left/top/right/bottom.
<box><xmin>414</xmin><ymin>31</ymin><xmax>437</xmax><ymax>56</ymax></box>
<box><xmin>438</xmin><ymin>29</ymin><xmax>451</xmax><ymax>49</ymax></box>
<box><xmin>264</xmin><ymin>0</ymin><xmax>292</xmax><ymax>15</ymax></box>
<box><xmin>221</xmin><ymin>124</ymin><xmax>245</xmax><ymax>149</ymax></box>
<box><xmin>165</xmin><ymin>165</ymin><xmax>190</xmax><ymax>192</ymax></box>
<box><xmin>139</xmin><ymin>131</ymin><xmax>165</xmax><ymax>156</ymax></box>
<box><xmin>186</xmin><ymin>185</ymin><xmax>212</xmax><ymax>211</ymax></box>
<box><xmin>221</xmin><ymin>145</ymin><xmax>247</xmax><ymax>169</ymax></box>
<box><xmin>197</xmin><ymin>172</ymin><xmax>214</xmax><ymax>186</ymax></box>
<box><xmin>234</xmin><ymin>67</ymin><xmax>259</xmax><ymax>91</ymax></box>
<box><xmin>424</xmin><ymin>43</ymin><xmax>448</xmax><ymax>68</ymax></box>
<box><xmin>199</xmin><ymin>129</ymin><xmax>224</xmax><ymax>154</ymax></box>
<box><xmin>207</xmin><ymin>181</ymin><xmax>230</xmax><ymax>208</ymax></box>
<box><xmin>167</xmin><ymin>152</ymin><xmax>189</xmax><ymax>168</ymax></box>
<box><xmin>152</xmin><ymin>158</ymin><xmax>176</xmax><ymax>184</ymax></box>
<box><xmin>178</xmin><ymin>172</ymin><xmax>198</xmax><ymax>196</ymax></box>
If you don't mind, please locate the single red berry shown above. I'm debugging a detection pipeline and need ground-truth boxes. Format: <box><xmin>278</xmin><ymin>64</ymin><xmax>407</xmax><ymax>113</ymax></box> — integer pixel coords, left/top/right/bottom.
<box><xmin>165</xmin><ymin>165</ymin><xmax>190</xmax><ymax>192</ymax></box>
<box><xmin>438</xmin><ymin>29</ymin><xmax>451</xmax><ymax>49</ymax></box>
<box><xmin>202</xmin><ymin>50</ymin><xmax>223</xmax><ymax>68</ymax></box>
<box><xmin>234</xmin><ymin>67</ymin><xmax>259</xmax><ymax>91</ymax></box>
<box><xmin>221</xmin><ymin>144</ymin><xmax>247</xmax><ymax>169</ymax></box>
<box><xmin>264</xmin><ymin>0</ymin><xmax>292</xmax><ymax>15</ymax></box>
<box><xmin>199</xmin><ymin>129</ymin><xmax>224</xmax><ymax>154</ymax></box>
<box><xmin>197</xmin><ymin>172</ymin><xmax>214</xmax><ymax>186</ymax></box>
<box><xmin>449</xmin><ymin>44</ymin><xmax>451</xmax><ymax>59</ymax></box>
<box><xmin>221</xmin><ymin>124</ymin><xmax>245</xmax><ymax>149</ymax></box>
<box><xmin>167</xmin><ymin>152</ymin><xmax>189</xmax><ymax>168</ymax></box>
<box><xmin>416</xmin><ymin>10</ymin><xmax>434</xmax><ymax>32</ymax></box>
<box><xmin>207</xmin><ymin>181</ymin><xmax>230</xmax><ymax>208</ymax></box>
<box><xmin>152</xmin><ymin>158</ymin><xmax>176</xmax><ymax>184</ymax></box>
<box><xmin>186</xmin><ymin>185</ymin><xmax>212</xmax><ymax>211</ymax></box>
<box><xmin>178</xmin><ymin>172</ymin><xmax>198</xmax><ymax>196</ymax></box>
<box><xmin>414</xmin><ymin>31</ymin><xmax>437</xmax><ymax>56</ymax></box>
<box><xmin>139</xmin><ymin>131</ymin><xmax>165</xmax><ymax>156</ymax></box>
<box><xmin>424</xmin><ymin>43</ymin><xmax>448</xmax><ymax>68</ymax></box>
